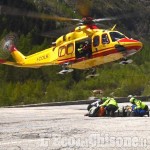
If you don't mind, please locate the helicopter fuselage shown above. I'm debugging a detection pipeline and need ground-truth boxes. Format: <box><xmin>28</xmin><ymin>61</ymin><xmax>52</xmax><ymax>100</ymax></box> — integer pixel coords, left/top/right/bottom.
<box><xmin>0</xmin><ymin>25</ymin><xmax>143</xmax><ymax>69</ymax></box>
<box><xmin>52</xmin><ymin>25</ymin><xmax>143</xmax><ymax>69</ymax></box>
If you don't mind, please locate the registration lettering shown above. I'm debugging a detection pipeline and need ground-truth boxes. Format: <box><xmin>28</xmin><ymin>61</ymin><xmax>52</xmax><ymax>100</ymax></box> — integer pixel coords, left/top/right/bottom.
<box><xmin>37</xmin><ymin>54</ymin><xmax>49</xmax><ymax>61</ymax></box>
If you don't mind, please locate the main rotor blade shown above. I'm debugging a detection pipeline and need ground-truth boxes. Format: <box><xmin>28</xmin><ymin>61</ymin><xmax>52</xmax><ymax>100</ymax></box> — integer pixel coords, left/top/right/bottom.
<box><xmin>0</xmin><ymin>5</ymin><xmax>81</xmax><ymax>22</ymax></box>
<box><xmin>94</xmin><ymin>12</ymin><xmax>141</xmax><ymax>23</ymax></box>
<box><xmin>94</xmin><ymin>17</ymin><xmax>117</xmax><ymax>22</ymax></box>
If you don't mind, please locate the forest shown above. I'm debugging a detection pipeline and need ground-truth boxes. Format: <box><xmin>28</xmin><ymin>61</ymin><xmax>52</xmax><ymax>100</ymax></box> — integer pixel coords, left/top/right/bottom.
<box><xmin>0</xmin><ymin>0</ymin><xmax>150</xmax><ymax>106</ymax></box>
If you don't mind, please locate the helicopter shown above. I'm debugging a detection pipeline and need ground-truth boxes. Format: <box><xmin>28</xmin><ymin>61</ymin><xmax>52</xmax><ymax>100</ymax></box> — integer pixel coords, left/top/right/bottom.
<box><xmin>0</xmin><ymin>2</ymin><xmax>143</xmax><ymax>75</ymax></box>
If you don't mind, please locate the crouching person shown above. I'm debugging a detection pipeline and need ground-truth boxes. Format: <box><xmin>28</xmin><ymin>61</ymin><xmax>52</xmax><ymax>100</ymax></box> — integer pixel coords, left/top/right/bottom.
<box><xmin>129</xmin><ymin>97</ymin><xmax>149</xmax><ymax>117</ymax></box>
<box><xmin>101</xmin><ymin>97</ymin><xmax>118</xmax><ymax>117</ymax></box>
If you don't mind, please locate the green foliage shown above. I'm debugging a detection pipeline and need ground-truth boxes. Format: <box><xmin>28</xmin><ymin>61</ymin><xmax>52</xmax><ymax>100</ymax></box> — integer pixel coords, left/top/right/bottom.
<box><xmin>0</xmin><ymin>43</ymin><xmax>150</xmax><ymax>106</ymax></box>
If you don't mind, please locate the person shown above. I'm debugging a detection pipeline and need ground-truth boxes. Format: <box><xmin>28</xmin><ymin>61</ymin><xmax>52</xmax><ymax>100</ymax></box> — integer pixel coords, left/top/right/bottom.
<box><xmin>77</xmin><ymin>41</ymin><xmax>92</xmax><ymax>58</ymax></box>
<box><xmin>100</xmin><ymin>97</ymin><xmax>118</xmax><ymax>117</ymax></box>
<box><xmin>129</xmin><ymin>97</ymin><xmax>149</xmax><ymax>117</ymax></box>
<box><xmin>77</xmin><ymin>44</ymin><xmax>84</xmax><ymax>54</ymax></box>
<box><xmin>82</xmin><ymin>41</ymin><xmax>92</xmax><ymax>58</ymax></box>
<box><xmin>102</xmin><ymin>34</ymin><xmax>109</xmax><ymax>44</ymax></box>
<box><xmin>85</xmin><ymin>97</ymin><xmax>107</xmax><ymax>117</ymax></box>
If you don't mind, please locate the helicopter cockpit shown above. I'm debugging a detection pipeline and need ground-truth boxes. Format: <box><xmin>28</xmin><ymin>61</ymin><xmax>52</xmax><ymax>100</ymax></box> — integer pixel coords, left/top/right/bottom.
<box><xmin>109</xmin><ymin>31</ymin><xmax>126</xmax><ymax>42</ymax></box>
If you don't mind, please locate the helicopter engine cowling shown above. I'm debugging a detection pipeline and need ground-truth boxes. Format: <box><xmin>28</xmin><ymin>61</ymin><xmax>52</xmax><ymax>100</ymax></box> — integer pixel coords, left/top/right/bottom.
<box><xmin>55</xmin><ymin>32</ymin><xmax>76</xmax><ymax>46</ymax></box>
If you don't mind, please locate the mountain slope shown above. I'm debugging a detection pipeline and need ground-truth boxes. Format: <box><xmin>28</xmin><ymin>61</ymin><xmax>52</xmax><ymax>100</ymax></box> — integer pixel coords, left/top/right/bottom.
<box><xmin>0</xmin><ymin>0</ymin><xmax>150</xmax><ymax>40</ymax></box>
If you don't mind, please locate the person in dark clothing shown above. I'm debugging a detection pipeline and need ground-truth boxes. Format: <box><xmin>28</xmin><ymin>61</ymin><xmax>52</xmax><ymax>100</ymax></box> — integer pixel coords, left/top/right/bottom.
<box><xmin>82</xmin><ymin>41</ymin><xmax>92</xmax><ymax>58</ymax></box>
<box><xmin>101</xmin><ymin>97</ymin><xmax>118</xmax><ymax>117</ymax></box>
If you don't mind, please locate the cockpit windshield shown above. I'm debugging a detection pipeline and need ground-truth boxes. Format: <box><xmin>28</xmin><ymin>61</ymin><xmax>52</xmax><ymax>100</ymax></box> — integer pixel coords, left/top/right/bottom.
<box><xmin>109</xmin><ymin>32</ymin><xmax>126</xmax><ymax>42</ymax></box>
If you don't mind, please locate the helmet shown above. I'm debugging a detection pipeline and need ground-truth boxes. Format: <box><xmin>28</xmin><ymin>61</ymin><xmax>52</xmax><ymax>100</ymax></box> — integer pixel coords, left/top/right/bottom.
<box><xmin>130</xmin><ymin>97</ymin><xmax>135</xmax><ymax>103</ymax></box>
<box><xmin>128</xmin><ymin>95</ymin><xmax>133</xmax><ymax>98</ymax></box>
<box><xmin>85</xmin><ymin>41</ymin><xmax>89</xmax><ymax>44</ymax></box>
<box><xmin>101</xmin><ymin>97</ymin><xmax>108</xmax><ymax>101</ymax></box>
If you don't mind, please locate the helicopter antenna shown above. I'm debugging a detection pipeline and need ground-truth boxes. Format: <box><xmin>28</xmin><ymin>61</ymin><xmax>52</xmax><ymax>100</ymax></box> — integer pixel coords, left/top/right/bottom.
<box><xmin>111</xmin><ymin>24</ymin><xmax>117</xmax><ymax>31</ymax></box>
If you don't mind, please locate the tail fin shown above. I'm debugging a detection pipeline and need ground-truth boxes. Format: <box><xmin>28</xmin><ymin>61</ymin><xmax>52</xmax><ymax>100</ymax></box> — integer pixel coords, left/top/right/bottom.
<box><xmin>10</xmin><ymin>46</ymin><xmax>26</xmax><ymax>64</ymax></box>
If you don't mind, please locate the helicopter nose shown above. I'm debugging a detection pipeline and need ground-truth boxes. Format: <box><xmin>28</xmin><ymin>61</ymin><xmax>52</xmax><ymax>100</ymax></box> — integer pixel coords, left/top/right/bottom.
<box><xmin>118</xmin><ymin>38</ymin><xmax>143</xmax><ymax>56</ymax></box>
<box><xmin>131</xmin><ymin>39</ymin><xmax>143</xmax><ymax>51</ymax></box>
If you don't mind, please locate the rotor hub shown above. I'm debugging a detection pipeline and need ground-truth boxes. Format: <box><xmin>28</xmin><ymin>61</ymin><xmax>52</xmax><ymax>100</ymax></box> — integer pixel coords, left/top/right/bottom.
<box><xmin>82</xmin><ymin>17</ymin><xmax>94</xmax><ymax>25</ymax></box>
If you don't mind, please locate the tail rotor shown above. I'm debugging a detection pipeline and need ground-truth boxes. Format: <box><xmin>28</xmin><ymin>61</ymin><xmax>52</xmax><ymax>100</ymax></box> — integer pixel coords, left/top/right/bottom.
<box><xmin>0</xmin><ymin>33</ymin><xmax>18</xmax><ymax>61</ymax></box>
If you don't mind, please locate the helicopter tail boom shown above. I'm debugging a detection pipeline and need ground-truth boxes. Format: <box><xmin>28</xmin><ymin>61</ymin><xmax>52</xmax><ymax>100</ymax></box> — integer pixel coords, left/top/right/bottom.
<box><xmin>9</xmin><ymin>45</ymin><xmax>58</xmax><ymax>68</ymax></box>
<box><xmin>0</xmin><ymin>42</ymin><xmax>57</xmax><ymax>68</ymax></box>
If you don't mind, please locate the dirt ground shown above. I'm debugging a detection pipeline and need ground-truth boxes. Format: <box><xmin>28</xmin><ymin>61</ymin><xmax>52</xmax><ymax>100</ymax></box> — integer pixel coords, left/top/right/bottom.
<box><xmin>0</xmin><ymin>102</ymin><xmax>150</xmax><ymax>150</ymax></box>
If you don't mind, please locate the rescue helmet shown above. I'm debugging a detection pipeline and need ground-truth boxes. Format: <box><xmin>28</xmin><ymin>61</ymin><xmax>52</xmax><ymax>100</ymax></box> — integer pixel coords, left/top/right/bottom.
<box><xmin>101</xmin><ymin>97</ymin><xmax>108</xmax><ymax>101</ymax></box>
<box><xmin>130</xmin><ymin>97</ymin><xmax>135</xmax><ymax>104</ymax></box>
<box><xmin>85</xmin><ymin>41</ymin><xmax>89</xmax><ymax>44</ymax></box>
<box><xmin>128</xmin><ymin>95</ymin><xmax>133</xmax><ymax>98</ymax></box>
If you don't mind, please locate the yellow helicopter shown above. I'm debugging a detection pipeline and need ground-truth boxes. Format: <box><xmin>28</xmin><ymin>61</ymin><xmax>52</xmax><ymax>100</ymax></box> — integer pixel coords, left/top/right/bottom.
<box><xmin>0</xmin><ymin>4</ymin><xmax>143</xmax><ymax>75</ymax></box>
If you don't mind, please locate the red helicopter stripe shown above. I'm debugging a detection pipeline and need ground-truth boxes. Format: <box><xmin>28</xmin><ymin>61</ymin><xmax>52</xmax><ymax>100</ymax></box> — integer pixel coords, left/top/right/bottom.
<box><xmin>118</xmin><ymin>38</ymin><xmax>139</xmax><ymax>43</ymax></box>
<box><xmin>57</xmin><ymin>45</ymin><xmax>141</xmax><ymax>65</ymax></box>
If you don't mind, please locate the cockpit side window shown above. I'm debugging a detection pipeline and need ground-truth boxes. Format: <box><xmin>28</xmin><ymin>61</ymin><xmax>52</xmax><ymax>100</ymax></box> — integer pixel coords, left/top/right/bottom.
<box><xmin>110</xmin><ymin>32</ymin><xmax>126</xmax><ymax>42</ymax></box>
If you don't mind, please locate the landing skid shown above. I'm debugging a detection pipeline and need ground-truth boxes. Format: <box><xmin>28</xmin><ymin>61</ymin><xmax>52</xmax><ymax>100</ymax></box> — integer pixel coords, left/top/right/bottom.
<box><xmin>57</xmin><ymin>69</ymin><xmax>74</xmax><ymax>75</ymax></box>
<box><xmin>58</xmin><ymin>62</ymin><xmax>74</xmax><ymax>75</ymax></box>
<box><xmin>119</xmin><ymin>59</ymin><xmax>133</xmax><ymax>65</ymax></box>
<box><xmin>86</xmin><ymin>73</ymin><xmax>99</xmax><ymax>79</ymax></box>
